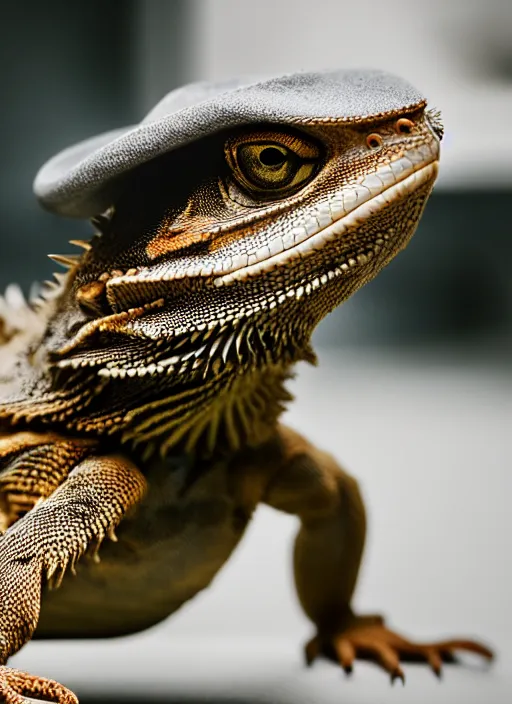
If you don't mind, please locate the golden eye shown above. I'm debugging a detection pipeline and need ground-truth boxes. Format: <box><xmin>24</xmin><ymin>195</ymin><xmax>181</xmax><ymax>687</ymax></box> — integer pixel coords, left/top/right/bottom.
<box><xmin>226</xmin><ymin>132</ymin><xmax>320</xmax><ymax>197</ymax></box>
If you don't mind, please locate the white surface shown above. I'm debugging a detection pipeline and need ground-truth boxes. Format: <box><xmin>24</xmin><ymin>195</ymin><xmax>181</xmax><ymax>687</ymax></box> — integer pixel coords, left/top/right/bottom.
<box><xmin>11</xmin><ymin>348</ymin><xmax>511</xmax><ymax>702</ymax></box>
<box><xmin>186</xmin><ymin>0</ymin><xmax>512</xmax><ymax>189</ymax></box>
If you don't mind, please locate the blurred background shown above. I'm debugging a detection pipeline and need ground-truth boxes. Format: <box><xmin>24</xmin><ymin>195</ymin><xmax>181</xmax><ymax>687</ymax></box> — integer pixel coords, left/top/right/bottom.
<box><xmin>2</xmin><ymin>1</ymin><xmax>511</xmax><ymax>703</ymax></box>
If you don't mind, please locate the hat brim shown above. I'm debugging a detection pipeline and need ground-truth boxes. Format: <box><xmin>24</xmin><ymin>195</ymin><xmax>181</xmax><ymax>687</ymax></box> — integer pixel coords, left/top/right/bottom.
<box><xmin>34</xmin><ymin>70</ymin><xmax>426</xmax><ymax>219</ymax></box>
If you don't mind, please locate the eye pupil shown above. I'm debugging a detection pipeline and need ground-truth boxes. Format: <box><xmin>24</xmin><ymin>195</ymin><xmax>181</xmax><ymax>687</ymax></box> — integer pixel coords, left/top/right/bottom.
<box><xmin>259</xmin><ymin>147</ymin><xmax>286</xmax><ymax>167</ymax></box>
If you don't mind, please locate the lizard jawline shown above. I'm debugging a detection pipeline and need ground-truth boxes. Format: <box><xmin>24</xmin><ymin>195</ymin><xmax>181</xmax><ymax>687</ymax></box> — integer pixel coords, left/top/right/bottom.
<box><xmin>212</xmin><ymin>160</ymin><xmax>439</xmax><ymax>287</ymax></box>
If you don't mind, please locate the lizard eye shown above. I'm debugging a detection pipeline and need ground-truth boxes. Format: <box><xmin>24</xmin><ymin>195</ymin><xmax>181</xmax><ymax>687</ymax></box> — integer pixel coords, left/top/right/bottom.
<box><xmin>225</xmin><ymin>131</ymin><xmax>320</xmax><ymax>198</ymax></box>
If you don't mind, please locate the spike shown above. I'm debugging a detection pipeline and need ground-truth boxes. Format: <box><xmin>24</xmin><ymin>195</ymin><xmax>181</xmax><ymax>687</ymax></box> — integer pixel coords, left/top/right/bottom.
<box><xmin>52</xmin><ymin>565</ymin><xmax>67</xmax><ymax>590</ymax></box>
<box><xmin>4</xmin><ymin>283</ymin><xmax>26</xmax><ymax>308</ymax></box>
<box><xmin>46</xmin><ymin>561</ymin><xmax>58</xmax><ymax>585</ymax></box>
<box><xmin>209</xmin><ymin>336</ymin><xmax>223</xmax><ymax>359</ymax></box>
<box><xmin>48</xmin><ymin>254</ymin><xmax>79</xmax><ymax>268</ymax></box>
<box><xmin>203</xmin><ymin>326</ymin><xmax>216</xmax><ymax>340</ymax></box>
<box><xmin>222</xmin><ymin>332</ymin><xmax>235</xmax><ymax>363</ymax></box>
<box><xmin>31</xmin><ymin>297</ymin><xmax>44</xmax><ymax>310</ymax></box>
<box><xmin>142</xmin><ymin>443</ymin><xmax>155</xmax><ymax>462</ymax></box>
<box><xmin>53</xmin><ymin>272</ymin><xmax>67</xmax><ymax>284</ymax></box>
<box><xmin>246</xmin><ymin>327</ymin><xmax>256</xmax><ymax>357</ymax></box>
<box><xmin>69</xmin><ymin>239</ymin><xmax>91</xmax><ymax>251</ymax></box>
<box><xmin>235</xmin><ymin>330</ymin><xmax>244</xmax><ymax>359</ymax></box>
<box><xmin>255</xmin><ymin>326</ymin><xmax>266</xmax><ymax>348</ymax></box>
<box><xmin>91</xmin><ymin>215</ymin><xmax>110</xmax><ymax>232</ymax></box>
<box><xmin>29</xmin><ymin>281</ymin><xmax>42</xmax><ymax>301</ymax></box>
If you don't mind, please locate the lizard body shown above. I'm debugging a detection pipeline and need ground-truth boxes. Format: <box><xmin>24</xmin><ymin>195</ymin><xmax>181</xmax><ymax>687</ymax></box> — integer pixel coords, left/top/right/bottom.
<box><xmin>0</xmin><ymin>70</ymin><xmax>491</xmax><ymax>703</ymax></box>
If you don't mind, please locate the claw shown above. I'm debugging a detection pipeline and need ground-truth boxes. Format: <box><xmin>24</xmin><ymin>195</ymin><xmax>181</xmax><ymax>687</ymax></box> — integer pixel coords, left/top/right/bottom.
<box><xmin>390</xmin><ymin>669</ymin><xmax>405</xmax><ymax>685</ymax></box>
<box><xmin>425</xmin><ymin>647</ymin><xmax>443</xmax><ymax>678</ymax></box>
<box><xmin>305</xmin><ymin>636</ymin><xmax>320</xmax><ymax>667</ymax></box>
<box><xmin>305</xmin><ymin>619</ymin><xmax>493</xmax><ymax>683</ymax></box>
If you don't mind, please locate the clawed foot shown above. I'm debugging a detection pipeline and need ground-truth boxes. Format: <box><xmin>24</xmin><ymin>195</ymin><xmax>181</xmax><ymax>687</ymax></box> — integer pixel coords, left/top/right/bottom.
<box><xmin>305</xmin><ymin>616</ymin><xmax>494</xmax><ymax>683</ymax></box>
<box><xmin>0</xmin><ymin>667</ymin><xmax>78</xmax><ymax>704</ymax></box>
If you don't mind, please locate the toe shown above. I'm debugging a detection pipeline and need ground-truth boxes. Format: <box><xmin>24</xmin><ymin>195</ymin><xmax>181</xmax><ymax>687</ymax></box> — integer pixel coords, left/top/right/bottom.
<box><xmin>424</xmin><ymin>647</ymin><xmax>443</xmax><ymax>678</ymax></box>
<box><xmin>370</xmin><ymin>642</ymin><xmax>405</xmax><ymax>684</ymax></box>
<box><xmin>436</xmin><ymin>639</ymin><xmax>494</xmax><ymax>661</ymax></box>
<box><xmin>333</xmin><ymin>637</ymin><xmax>356</xmax><ymax>674</ymax></box>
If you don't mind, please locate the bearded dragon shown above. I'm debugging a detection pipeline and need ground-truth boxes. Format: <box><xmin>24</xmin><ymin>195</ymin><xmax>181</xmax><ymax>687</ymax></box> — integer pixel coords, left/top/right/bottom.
<box><xmin>0</xmin><ymin>70</ymin><xmax>492</xmax><ymax>703</ymax></box>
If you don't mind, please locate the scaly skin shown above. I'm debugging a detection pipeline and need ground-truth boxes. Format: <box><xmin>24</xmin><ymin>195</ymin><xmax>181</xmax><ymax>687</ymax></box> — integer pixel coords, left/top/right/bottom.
<box><xmin>0</xmin><ymin>89</ymin><xmax>492</xmax><ymax>703</ymax></box>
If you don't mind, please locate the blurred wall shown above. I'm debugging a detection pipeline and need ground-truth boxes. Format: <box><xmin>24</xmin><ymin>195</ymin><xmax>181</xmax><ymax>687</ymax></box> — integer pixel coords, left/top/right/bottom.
<box><xmin>187</xmin><ymin>0</ymin><xmax>512</xmax><ymax>348</ymax></box>
<box><xmin>0</xmin><ymin>0</ymin><xmax>510</xmax><ymax>348</ymax></box>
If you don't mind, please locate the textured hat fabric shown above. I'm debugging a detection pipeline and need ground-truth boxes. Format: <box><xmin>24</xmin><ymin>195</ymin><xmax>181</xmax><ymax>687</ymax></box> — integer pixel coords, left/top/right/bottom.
<box><xmin>33</xmin><ymin>69</ymin><xmax>426</xmax><ymax>219</ymax></box>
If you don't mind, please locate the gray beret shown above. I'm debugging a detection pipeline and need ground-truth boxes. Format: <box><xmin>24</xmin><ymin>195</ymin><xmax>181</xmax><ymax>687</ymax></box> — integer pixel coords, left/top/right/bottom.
<box><xmin>34</xmin><ymin>69</ymin><xmax>425</xmax><ymax>219</ymax></box>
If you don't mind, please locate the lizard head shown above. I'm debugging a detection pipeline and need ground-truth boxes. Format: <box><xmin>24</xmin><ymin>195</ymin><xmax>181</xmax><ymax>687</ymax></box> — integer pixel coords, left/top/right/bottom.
<box><xmin>32</xmin><ymin>71</ymin><xmax>443</xmax><ymax>453</ymax></box>
<box><xmin>56</xmin><ymin>108</ymin><xmax>441</xmax><ymax>367</ymax></box>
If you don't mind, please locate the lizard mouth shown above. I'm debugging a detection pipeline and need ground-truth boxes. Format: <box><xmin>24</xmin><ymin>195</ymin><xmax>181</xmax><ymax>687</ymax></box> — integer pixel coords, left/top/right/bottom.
<box><xmin>211</xmin><ymin>159</ymin><xmax>439</xmax><ymax>287</ymax></box>
<box><xmin>104</xmin><ymin>145</ymin><xmax>439</xmax><ymax>311</ymax></box>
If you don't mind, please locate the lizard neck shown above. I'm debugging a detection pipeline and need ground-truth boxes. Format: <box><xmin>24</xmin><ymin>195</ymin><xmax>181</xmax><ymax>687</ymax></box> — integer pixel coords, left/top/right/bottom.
<box><xmin>0</xmin><ymin>290</ymin><xmax>317</xmax><ymax>460</ymax></box>
<box><xmin>126</xmin><ymin>363</ymin><xmax>296</xmax><ymax>460</ymax></box>
<box><xmin>112</xmin><ymin>311</ymin><xmax>318</xmax><ymax>459</ymax></box>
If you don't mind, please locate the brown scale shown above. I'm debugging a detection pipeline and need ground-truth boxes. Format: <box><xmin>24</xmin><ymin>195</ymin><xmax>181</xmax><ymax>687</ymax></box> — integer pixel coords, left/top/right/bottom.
<box><xmin>0</xmin><ymin>433</ymin><xmax>97</xmax><ymax>532</ymax></box>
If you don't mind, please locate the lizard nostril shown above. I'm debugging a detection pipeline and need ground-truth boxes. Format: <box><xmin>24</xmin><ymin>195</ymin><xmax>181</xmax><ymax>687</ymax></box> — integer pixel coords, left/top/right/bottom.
<box><xmin>396</xmin><ymin>118</ymin><xmax>414</xmax><ymax>135</ymax></box>
<box><xmin>366</xmin><ymin>133</ymin><xmax>383</xmax><ymax>150</ymax></box>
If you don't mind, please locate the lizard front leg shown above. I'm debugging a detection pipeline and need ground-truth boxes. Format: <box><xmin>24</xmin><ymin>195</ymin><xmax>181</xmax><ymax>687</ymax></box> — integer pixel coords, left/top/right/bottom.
<box><xmin>264</xmin><ymin>425</ymin><xmax>493</xmax><ymax>682</ymax></box>
<box><xmin>0</xmin><ymin>454</ymin><xmax>147</xmax><ymax>704</ymax></box>
<box><xmin>0</xmin><ymin>432</ymin><xmax>98</xmax><ymax>532</ymax></box>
